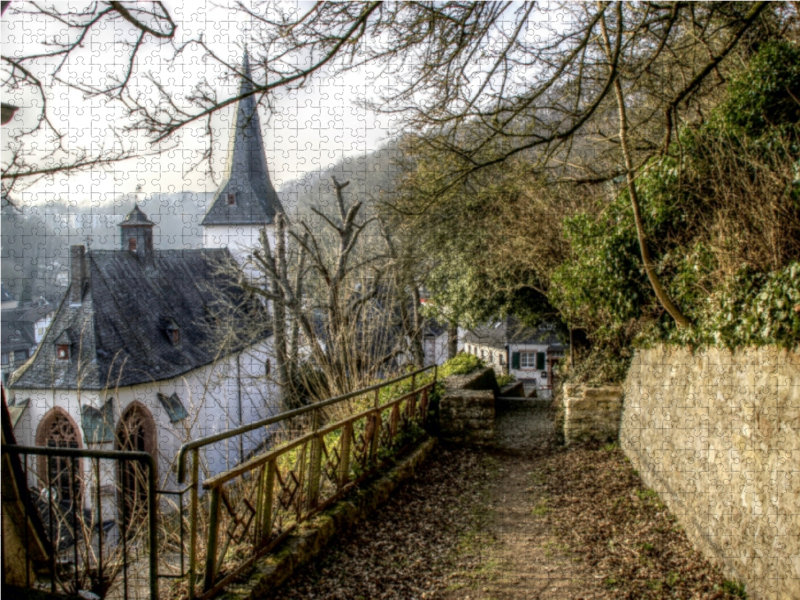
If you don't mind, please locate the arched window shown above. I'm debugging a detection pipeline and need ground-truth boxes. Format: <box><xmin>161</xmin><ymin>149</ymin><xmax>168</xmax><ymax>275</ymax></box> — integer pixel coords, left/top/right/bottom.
<box><xmin>36</xmin><ymin>408</ymin><xmax>82</xmax><ymax>503</ymax></box>
<box><xmin>116</xmin><ymin>402</ymin><xmax>157</xmax><ymax>527</ymax></box>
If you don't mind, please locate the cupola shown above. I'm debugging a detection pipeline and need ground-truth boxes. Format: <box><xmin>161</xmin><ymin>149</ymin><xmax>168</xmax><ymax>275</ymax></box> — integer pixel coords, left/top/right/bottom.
<box><xmin>120</xmin><ymin>204</ymin><xmax>155</xmax><ymax>259</ymax></box>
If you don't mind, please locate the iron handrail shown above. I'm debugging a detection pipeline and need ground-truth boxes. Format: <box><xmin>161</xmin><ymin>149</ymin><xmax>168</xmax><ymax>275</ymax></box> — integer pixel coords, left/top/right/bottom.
<box><xmin>176</xmin><ymin>364</ymin><xmax>436</xmax><ymax>483</ymax></box>
<box><xmin>1</xmin><ymin>444</ymin><xmax>160</xmax><ymax>600</ymax></box>
<box><xmin>201</xmin><ymin>384</ymin><xmax>434</xmax><ymax>490</ymax></box>
<box><xmin>193</xmin><ymin>374</ymin><xmax>437</xmax><ymax>598</ymax></box>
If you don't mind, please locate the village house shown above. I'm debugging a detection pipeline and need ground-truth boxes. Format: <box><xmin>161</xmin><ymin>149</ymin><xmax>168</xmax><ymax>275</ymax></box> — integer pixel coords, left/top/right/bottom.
<box><xmin>1</xmin><ymin>297</ymin><xmax>55</xmax><ymax>386</ymax></box>
<box><xmin>6</xmin><ymin>50</ymin><xmax>284</xmax><ymax>507</ymax></box>
<box><xmin>423</xmin><ymin>320</ymin><xmax>449</xmax><ymax>367</ymax></box>
<box><xmin>461</xmin><ymin>318</ymin><xmax>567</xmax><ymax>399</ymax></box>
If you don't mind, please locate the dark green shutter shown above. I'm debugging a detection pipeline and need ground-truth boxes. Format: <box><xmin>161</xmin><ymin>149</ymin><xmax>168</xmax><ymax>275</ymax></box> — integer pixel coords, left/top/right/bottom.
<box><xmin>511</xmin><ymin>352</ymin><xmax>520</xmax><ymax>369</ymax></box>
<box><xmin>536</xmin><ymin>352</ymin><xmax>546</xmax><ymax>371</ymax></box>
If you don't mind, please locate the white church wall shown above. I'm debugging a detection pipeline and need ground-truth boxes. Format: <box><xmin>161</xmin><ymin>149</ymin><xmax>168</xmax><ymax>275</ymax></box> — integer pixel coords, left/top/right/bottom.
<box><xmin>10</xmin><ymin>337</ymin><xmax>280</xmax><ymax>502</ymax></box>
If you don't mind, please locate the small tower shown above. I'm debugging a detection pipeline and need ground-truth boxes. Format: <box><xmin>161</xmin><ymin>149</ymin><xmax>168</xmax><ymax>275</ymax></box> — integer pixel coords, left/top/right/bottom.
<box><xmin>120</xmin><ymin>204</ymin><xmax>155</xmax><ymax>259</ymax></box>
<box><xmin>202</xmin><ymin>50</ymin><xmax>283</xmax><ymax>259</ymax></box>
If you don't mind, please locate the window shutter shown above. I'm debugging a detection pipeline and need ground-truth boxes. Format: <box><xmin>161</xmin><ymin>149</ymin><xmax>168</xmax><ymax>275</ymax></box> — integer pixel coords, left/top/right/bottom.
<box><xmin>511</xmin><ymin>352</ymin><xmax>520</xmax><ymax>369</ymax></box>
<box><xmin>536</xmin><ymin>352</ymin><xmax>546</xmax><ymax>371</ymax></box>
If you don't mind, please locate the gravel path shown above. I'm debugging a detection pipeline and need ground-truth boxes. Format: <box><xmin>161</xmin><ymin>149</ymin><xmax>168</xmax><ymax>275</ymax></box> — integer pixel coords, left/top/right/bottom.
<box><xmin>262</xmin><ymin>405</ymin><xmax>747</xmax><ymax>600</ymax></box>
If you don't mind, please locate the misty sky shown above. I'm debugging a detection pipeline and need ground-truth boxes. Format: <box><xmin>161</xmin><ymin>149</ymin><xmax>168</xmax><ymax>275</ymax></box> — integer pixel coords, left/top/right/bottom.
<box><xmin>1</xmin><ymin>1</ymin><xmax>395</xmax><ymax>212</ymax></box>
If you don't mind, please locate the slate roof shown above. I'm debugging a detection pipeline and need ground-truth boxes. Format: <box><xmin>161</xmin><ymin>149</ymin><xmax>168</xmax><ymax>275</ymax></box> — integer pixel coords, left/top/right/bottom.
<box><xmin>462</xmin><ymin>317</ymin><xmax>565</xmax><ymax>352</ymax></box>
<box><xmin>120</xmin><ymin>204</ymin><xmax>154</xmax><ymax>227</ymax></box>
<box><xmin>424</xmin><ymin>319</ymin><xmax>447</xmax><ymax>338</ymax></box>
<box><xmin>9</xmin><ymin>248</ymin><xmax>269</xmax><ymax>390</ymax></box>
<box><xmin>1</xmin><ymin>309</ymin><xmax>36</xmax><ymax>352</ymax></box>
<box><xmin>201</xmin><ymin>51</ymin><xmax>284</xmax><ymax>227</ymax></box>
<box><xmin>1</xmin><ymin>283</ymin><xmax>16</xmax><ymax>304</ymax></box>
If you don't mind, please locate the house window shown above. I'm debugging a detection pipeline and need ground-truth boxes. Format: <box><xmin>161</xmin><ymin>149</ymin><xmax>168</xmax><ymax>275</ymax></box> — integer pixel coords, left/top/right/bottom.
<box><xmin>499</xmin><ymin>355</ymin><xmax>505</xmax><ymax>366</ymax></box>
<box><xmin>265</xmin><ymin>359</ymin><xmax>271</xmax><ymax>376</ymax></box>
<box><xmin>14</xmin><ymin>349</ymin><xmax>27</xmax><ymax>362</ymax></box>
<box><xmin>519</xmin><ymin>351</ymin><xmax>546</xmax><ymax>370</ymax></box>
<box><xmin>56</xmin><ymin>344</ymin><xmax>70</xmax><ymax>360</ymax></box>
<box><xmin>129</xmin><ymin>238</ymin><xmax>137</xmax><ymax>251</ymax></box>
<box><xmin>1</xmin><ymin>353</ymin><xmax>8</xmax><ymax>365</ymax></box>
<box><xmin>227</xmin><ymin>193</ymin><xmax>236</xmax><ymax>206</ymax></box>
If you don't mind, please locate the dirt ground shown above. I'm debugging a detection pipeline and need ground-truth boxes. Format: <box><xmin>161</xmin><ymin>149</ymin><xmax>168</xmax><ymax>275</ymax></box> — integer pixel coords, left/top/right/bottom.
<box><xmin>263</xmin><ymin>403</ymin><xmax>748</xmax><ymax>600</ymax></box>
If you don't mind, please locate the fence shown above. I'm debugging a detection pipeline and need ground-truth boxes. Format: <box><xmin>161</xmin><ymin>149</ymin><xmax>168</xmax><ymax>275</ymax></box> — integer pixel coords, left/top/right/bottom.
<box><xmin>1</xmin><ymin>445</ymin><xmax>160</xmax><ymax>599</ymax></box>
<box><xmin>175</xmin><ymin>364</ymin><xmax>437</xmax><ymax>599</ymax></box>
<box><xmin>2</xmin><ymin>364</ymin><xmax>438</xmax><ymax>600</ymax></box>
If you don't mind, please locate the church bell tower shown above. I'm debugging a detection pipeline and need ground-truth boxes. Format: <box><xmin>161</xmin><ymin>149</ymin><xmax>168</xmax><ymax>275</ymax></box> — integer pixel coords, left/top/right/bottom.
<box><xmin>201</xmin><ymin>50</ymin><xmax>284</xmax><ymax>259</ymax></box>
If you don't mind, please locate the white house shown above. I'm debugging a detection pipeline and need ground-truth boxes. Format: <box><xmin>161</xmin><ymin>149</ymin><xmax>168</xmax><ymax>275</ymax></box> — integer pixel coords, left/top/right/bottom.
<box><xmin>423</xmin><ymin>320</ymin><xmax>449</xmax><ymax>367</ymax></box>
<box><xmin>461</xmin><ymin>318</ymin><xmax>567</xmax><ymax>399</ymax></box>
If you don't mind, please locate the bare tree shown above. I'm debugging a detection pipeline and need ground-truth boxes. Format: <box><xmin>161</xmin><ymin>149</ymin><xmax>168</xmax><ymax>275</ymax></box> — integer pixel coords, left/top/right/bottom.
<box><xmin>238</xmin><ymin>177</ymin><xmax>419</xmax><ymax>406</ymax></box>
<box><xmin>1</xmin><ymin>2</ymin><xmax>176</xmax><ymax>201</ymax></box>
<box><xmin>5</xmin><ymin>1</ymin><xmax>792</xmax><ymax>321</ymax></box>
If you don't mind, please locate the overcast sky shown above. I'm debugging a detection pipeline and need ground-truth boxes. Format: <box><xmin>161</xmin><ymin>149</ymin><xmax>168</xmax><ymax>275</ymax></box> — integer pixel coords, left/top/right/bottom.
<box><xmin>2</xmin><ymin>0</ymin><xmax>394</xmax><ymax>212</ymax></box>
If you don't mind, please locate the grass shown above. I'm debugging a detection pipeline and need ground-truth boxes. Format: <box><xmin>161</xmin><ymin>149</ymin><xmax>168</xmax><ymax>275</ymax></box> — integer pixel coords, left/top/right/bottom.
<box><xmin>721</xmin><ymin>579</ymin><xmax>748</xmax><ymax>598</ymax></box>
<box><xmin>532</xmin><ymin>498</ymin><xmax>551</xmax><ymax>517</ymax></box>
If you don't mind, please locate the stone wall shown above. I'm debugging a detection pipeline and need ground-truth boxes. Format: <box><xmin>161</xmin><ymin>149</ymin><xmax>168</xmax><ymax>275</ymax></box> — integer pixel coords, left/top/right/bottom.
<box><xmin>562</xmin><ymin>384</ymin><xmax>623</xmax><ymax>445</ymax></box>
<box><xmin>439</xmin><ymin>367</ymin><xmax>497</xmax><ymax>444</ymax></box>
<box><xmin>620</xmin><ymin>345</ymin><xmax>800</xmax><ymax>600</ymax></box>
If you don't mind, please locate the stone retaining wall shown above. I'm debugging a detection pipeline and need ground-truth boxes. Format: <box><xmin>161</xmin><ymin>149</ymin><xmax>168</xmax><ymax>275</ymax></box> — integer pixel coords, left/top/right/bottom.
<box><xmin>620</xmin><ymin>345</ymin><xmax>800</xmax><ymax>600</ymax></box>
<box><xmin>562</xmin><ymin>384</ymin><xmax>623</xmax><ymax>445</ymax></box>
<box><xmin>439</xmin><ymin>367</ymin><xmax>498</xmax><ymax>445</ymax></box>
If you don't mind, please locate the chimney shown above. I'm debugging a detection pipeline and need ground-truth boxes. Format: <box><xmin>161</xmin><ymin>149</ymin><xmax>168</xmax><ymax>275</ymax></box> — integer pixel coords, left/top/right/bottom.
<box><xmin>69</xmin><ymin>245</ymin><xmax>86</xmax><ymax>303</ymax></box>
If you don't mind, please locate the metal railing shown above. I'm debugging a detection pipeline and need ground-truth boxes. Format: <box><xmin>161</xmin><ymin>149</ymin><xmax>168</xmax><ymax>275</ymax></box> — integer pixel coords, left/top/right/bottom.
<box><xmin>2</xmin><ymin>365</ymin><xmax>439</xmax><ymax>600</ymax></box>
<box><xmin>1</xmin><ymin>445</ymin><xmax>159</xmax><ymax>599</ymax></box>
<box><xmin>175</xmin><ymin>364</ymin><xmax>438</xmax><ymax>599</ymax></box>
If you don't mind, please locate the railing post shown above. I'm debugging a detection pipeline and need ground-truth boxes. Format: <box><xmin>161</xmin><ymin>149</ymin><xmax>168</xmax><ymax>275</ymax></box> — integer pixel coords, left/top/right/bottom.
<box><xmin>147</xmin><ymin>456</ymin><xmax>159</xmax><ymax>600</ymax></box>
<box><xmin>390</xmin><ymin>403</ymin><xmax>400</xmax><ymax>439</ymax></box>
<box><xmin>420</xmin><ymin>387</ymin><xmax>429</xmax><ymax>425</ymax></box>
<box><xmin>256</xmin><ymin>459</ymin><xmax>275</xmax><ymax>546</ymax></box>
<box><xmin>307</xmin><ymin>409</ymin><xmax>323</xmax><ymax>510</ymax></box>
<box><xmin>188</xmin><ymin>449</ymin><xmax>199</xmax><ymax>599</ymax></box>
<box><xmin>339</xmin><ymin>422</ymin><xmax>352</xmax><ymax>487</ymax></box>
<box><xmin>203</xmin><ymin>487</ymin><xmax>222</xmax><ymax>593</ymax></box>
<box><xmin>369</xmin><ymin>410</ymin><xmax>381</xmax><ymax>462</ymax></box>
<box><xmin>95</xmin><ymin>459</ymin><xmax>103</xmax><ymax>596</ymax></box>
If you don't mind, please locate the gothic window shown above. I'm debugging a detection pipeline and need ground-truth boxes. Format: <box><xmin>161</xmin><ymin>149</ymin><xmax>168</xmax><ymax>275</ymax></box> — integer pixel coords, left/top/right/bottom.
<box><xmin>36</xmin><ymin>408</ymin><xmax>82</xmax><ymax>503</ymax></box>
<box><xmin>116</xmin><ymin>403</ymin><xmax>157</xmax><ymax>528</ymax></box>
<box><xmin>128</xmin><ymin>238</ymin><xmax>137</xmax><ymax>251</ymax></box>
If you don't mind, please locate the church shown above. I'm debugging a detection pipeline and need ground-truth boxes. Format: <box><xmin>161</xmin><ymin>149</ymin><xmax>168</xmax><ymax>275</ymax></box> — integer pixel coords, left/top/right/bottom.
<box><xmin>6</xmin><ymin>51</ymin><xmax>283</xmax><ymax>497</ymax></box>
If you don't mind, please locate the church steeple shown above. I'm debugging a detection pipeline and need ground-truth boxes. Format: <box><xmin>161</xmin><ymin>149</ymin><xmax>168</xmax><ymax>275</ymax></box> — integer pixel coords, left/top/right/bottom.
<box><xmin>201</xmin><ymin>50</ymin><xmax>283</xmax><ymax>229</ymax></box>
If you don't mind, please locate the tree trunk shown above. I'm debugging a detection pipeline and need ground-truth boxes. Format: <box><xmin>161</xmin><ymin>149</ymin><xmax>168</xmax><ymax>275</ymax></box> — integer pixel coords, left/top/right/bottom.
<box><xmin>601</xmin><ymin>8</ymin><xmax>691</xmax><ymax>328</ymax></box>
<box><xmin>447</xmin><ymin>321</ymin><xmax>458</xmax><ymax>359</ymax></box>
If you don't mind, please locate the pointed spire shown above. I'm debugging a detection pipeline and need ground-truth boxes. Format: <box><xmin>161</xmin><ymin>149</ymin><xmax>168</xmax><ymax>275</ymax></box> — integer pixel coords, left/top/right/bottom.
<box><xmin>201</xmin><ymin>49</ymin><xmax>283</xmax><ymax>228</ymax></box>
